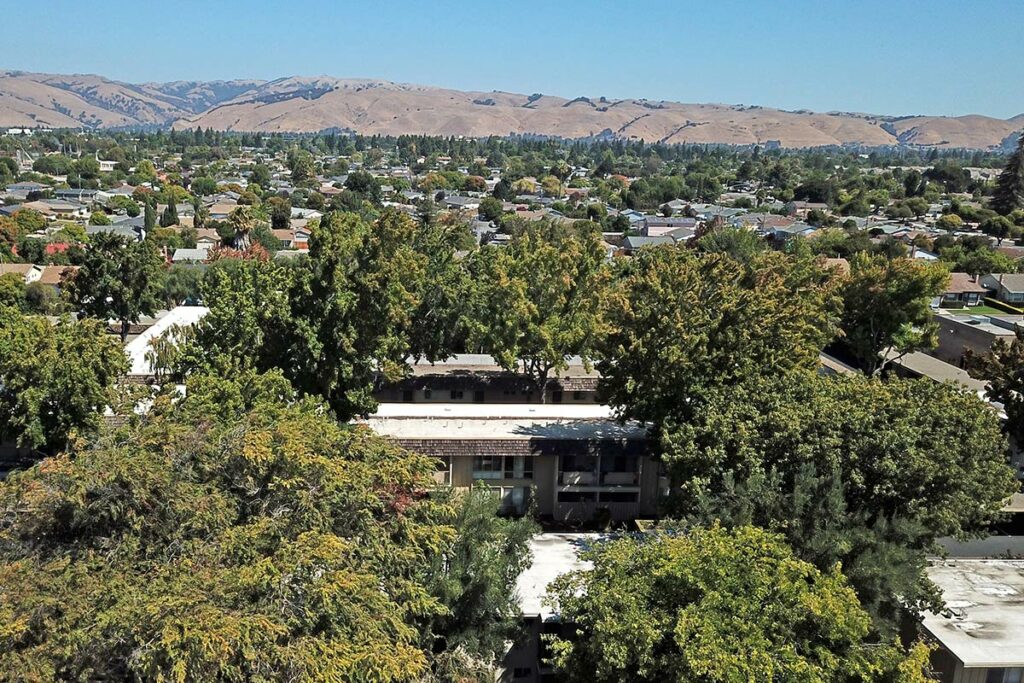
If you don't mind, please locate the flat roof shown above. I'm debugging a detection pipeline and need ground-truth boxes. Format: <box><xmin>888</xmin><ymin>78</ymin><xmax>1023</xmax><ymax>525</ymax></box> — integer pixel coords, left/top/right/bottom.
<box><xmin>516</xmin><ymin>533</ymin><xmax>604</xmax><ymax>618</ymax></box>
<box><xmin>123</xmin><ymin>306</ymin><xmax>209</xmax><ymax>375</ymax></box>
<box><xmin>884</xmin><ymin>350</ymin><xmax>988</xmax><ymax>394</ymax></box>
<box><xmin>362</xmin><ymin>403</ymin><xmax>646</xmax><ymax>441</ymax></box>
<box><xmin>922</xmin><ymin>560</ymin><xmax>1024</xmax><ymax>667</ymax></box>
<box><xmin>1005</xmin><ymin>492</ymin><xmax>1024</xmax><ymax>513</ymax></box>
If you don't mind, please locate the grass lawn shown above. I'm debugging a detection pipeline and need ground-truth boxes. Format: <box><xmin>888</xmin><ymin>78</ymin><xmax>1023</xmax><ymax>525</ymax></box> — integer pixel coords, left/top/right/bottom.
<box><xmin>938</xmin><ymin>306</ymin><xmax>1006</xmax><ymax>315</ymax></box>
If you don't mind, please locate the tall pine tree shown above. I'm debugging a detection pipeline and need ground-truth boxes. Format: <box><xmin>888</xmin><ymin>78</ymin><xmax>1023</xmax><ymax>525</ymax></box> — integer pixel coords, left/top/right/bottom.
<box><xmin>992</xmin><ymin>133</ymin><xmax>1024</xmax><ymax>216</ymax></box>
<box><xmin>159</xmin><ymin>200</ymin><xmax>179</xmax><ymax>227</ymax></box>
<box><xmin>143</xmin><ymin>197</ymin><xmax>156</xmax><ymax>232</ymax></box>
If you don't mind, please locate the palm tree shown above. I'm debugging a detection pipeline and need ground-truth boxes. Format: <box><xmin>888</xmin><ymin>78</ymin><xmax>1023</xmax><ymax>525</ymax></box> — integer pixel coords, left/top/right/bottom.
<box><xmin>228</xmin><ymin>206</ymin><xmax>256</xmax><ymax>251</ymax></box>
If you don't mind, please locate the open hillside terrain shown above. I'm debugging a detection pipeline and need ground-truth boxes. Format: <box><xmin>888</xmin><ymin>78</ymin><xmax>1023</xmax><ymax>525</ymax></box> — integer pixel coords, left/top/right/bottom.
<box><xmin>1</xmin><ymin>70</ymin><xmax>1020</xmax><ymax>149</ymax></box>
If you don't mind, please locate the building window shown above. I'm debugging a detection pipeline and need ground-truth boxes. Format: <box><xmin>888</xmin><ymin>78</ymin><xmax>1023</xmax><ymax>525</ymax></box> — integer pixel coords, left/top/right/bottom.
<box><xmin>472</xmin><ymin>456</ymin><xmax>503</xmax><ymax>480</ymax></box>
<box><xmin>473</xmin><ymin>390</ymin><xmax>485</xmax><ymax>403</ymax></box>
<box><xmin>503</xmin><ymin>455</ymin><xmax>534</xmax><ymax>479</ymax></box>
<box><xmin>987</xmin><ymin>669</ymin><xmax>1024</xmax><ymax>683</ymax></box>
<box><xmin>450</xmin><ymin>389</ymin><xmax>464</xmax><ymax>400</ymax></box>
<box><xmin>402</xmin><ymin>390</ymin><xmax>413</xmax><ymax>403</ymax></box>
<box><xmin>573</xmin><ymin>391</ymin><xmax>584</xmax><ymax>401</ymax></box>
<box><xmin>423</xmin><ymin>389</ymin><xmax>432</xmax><ymax>400</ymax></box>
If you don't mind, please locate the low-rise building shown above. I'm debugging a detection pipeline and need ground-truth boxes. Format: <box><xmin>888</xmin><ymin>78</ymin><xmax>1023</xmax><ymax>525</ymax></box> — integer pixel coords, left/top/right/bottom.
<box><xmin>934</xmin><ymin>314</ymin><xmax>1022</xmax><ymax>367</ymax></box>
<box><xmin>361</xmin><ymin>402</ymin><xmax>660</xmax><ymax>521</ymax></box>
<box><xmin>923</xmin><ymin>560</ymin><xmax>1024</xmax><ymax>683</ymax></box>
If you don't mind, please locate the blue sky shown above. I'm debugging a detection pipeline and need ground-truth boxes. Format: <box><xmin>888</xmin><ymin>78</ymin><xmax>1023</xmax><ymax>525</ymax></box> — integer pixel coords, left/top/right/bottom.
<box><xmin>8</xmin><ymin>0</ymin><xmax>1023</xmax><ymax>118</ymax></box>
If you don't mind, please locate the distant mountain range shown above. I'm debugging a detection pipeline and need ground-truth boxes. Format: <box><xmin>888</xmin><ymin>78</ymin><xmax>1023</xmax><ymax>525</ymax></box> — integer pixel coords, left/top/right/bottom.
<box><xmin>2</xmin><ymin>70</ymin><xmax>1022</xmax><ymax>150</ymax></box>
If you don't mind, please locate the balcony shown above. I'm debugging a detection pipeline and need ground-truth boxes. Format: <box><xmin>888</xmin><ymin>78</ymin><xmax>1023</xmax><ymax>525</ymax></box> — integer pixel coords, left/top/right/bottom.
<box><xmin>601</xmin><ymin>471</ymin><xmax>638</xmax><ymax>486</ymax></box>
<box><xmin>560</xmin><ymin>471</ymin><xmax>597</xmax><ymax>486</ymax></box>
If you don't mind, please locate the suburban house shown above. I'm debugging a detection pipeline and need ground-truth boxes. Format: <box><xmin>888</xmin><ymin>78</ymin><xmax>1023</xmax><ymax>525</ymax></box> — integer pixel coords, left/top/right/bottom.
<box><xmin>641</xmin><ymin>216</ymin><xmax>696</xmax><ymax>237</ymax></box>
<box><xmin>442</xmin><ymin>194</ymin><xmax>481</xmax><ymax>212</ymax></box>
<box><xmin>20</xmin><ymin>199</ymin><xmax>89</xmax><ymax>219</ymax></box>
<box><xmin>765</xmin><ymin>221</ymin><xmax>816</xmax><ymax>243</ymax></box>
<box><xmin>922</xmin><ymin>560</ymin><xmax>1024</xmax><ymax>683</ymax></box>
<box><xmin>54</xmin><ymin>188</ymin><xmax>98</xmax><ymax>203</ymax></box>
<box><xmin>171</xmin><ymin>246</ymin><xmax>211</xmax><ymax>264</ymax></box>
<box><xmin>622</xmin><ymin>235</ymin><xmax>674</xmax><ymax>254</ymax></box>
<box><xmin>941</xmin><ymin>273</ymin><xmax>988</xmax><ymax>308</ymax></box>
<box><xmin>982</xmin><ymin>274</ymin><xmax>1024</xmax><ymax>306</ymax></box>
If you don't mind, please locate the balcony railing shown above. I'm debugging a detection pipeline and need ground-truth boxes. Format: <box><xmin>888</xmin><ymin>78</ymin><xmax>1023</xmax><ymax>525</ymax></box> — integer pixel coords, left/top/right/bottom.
<box><xmin>559</xmin><ymin>471</ymin><xmax>639</xmax><ymax>486</ymax></box>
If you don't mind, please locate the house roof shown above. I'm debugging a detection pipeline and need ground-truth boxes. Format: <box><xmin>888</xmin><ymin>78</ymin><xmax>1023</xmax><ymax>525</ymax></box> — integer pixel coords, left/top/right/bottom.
<box><xmin>947</xmin><ymin>273</ymin><xmax>988</xmax><ymax>294</ymax></box>
<box><xmin>0</xmin><ymin>263</ymin><xmax>35</xmax><ymax>278</ymax></box>
<box><xmin>984</xmin><ymin>273</ymin><xmax>1024</xmax><ymax>294</ymax></box>
<box><xmin>171</xmin><ymin>247</ymin><xmax>210</xmax><ymax>262</ymax></box>
<box><xmin>922</xmin><ymin>560</ymin><xmax>1024</xmax><ymax>667</ymax></box>
<box><xmin>124</xmin><ymin>306</ymin><xmax>210</xmax><ymax>375</ymax></box>
<box><xmin>36</xmin><ymin>265</ymin><xmax>76</xmax><ymax>286</ymax></box>
<box><xmin>624</xmin><ymin>235</ymin><xmax>674</xmax><ymax>249</ymax></box>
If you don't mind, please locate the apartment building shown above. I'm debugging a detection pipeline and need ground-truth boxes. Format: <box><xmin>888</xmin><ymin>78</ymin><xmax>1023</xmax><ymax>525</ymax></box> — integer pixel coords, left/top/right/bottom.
<box><xmin>368</xmin><ymin>355</ymin><xmax>663</xmax><ymax>522</ymax></box>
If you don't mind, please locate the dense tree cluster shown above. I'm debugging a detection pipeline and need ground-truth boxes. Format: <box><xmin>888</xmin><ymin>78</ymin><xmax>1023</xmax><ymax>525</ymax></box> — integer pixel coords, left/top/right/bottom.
<box><xmin>0</xmin><ymin>371</ymin><xmax>533</xmax><ymax>680</ymax></box>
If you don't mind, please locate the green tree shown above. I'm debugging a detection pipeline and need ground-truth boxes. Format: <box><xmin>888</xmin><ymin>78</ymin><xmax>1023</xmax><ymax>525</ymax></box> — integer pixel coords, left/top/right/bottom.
<box><xmin>0</xmin><ymin>371</ymin><xmax>455</xmax><ymax>680</ymax></box>
<box><xmin>161</xmin><ymin>264</ymin><xmax>203</xmax><ymax>307</ymax></box>
<box><xmin>192</xmin><ymin>195</ymin><xmax>208</xmax><ymax>230</ymax></box>
<box><xmin>0</xmin><ymin>273</ymin><xmax>26</xmax><ymax>310</ymax></box>
<box><xmin>12</xmin><ymin>208</ymin><xmax>46</xmax><ymax>234</ymax></box>
<box><xmin>287</xmin><ymin>148</ymin><xmax>316</xmax><ymax>186</ymax></box>
<box><xmin>478</xmin><ymin>196</ymin><xmax>504</xmax><ymax>222</ymax></box>
<box><xmin>992</xmin><ymin>134</ymin><xmax>1024</xmax><ymax>216</ymax></box>
<box><xmin>66</xmin><ymin>232</ymin><xmax>163</xmax><ymax>341</ymax></box>
<box><xmin>249</xmin><ymin>163</ymin><xmax>272</xmax><ymax>188</ymax></box>
<box><xmin>968</xmin><ymin>328</ymin><xmax>1024</xmax><ymax>446</ymax></box>
<box><xmin>423</xmin><ymin>484</ymin><xmax>536</xmax><ymax>679</ymax></box>
<box><xmin>190</xmin><ymin>175</ymin><xmax>218</xmax><ymax>196</ymax></box>
<box><xmin>108</xmin><ymin>195</ymin><xmax>141</xmax><ymax>217</ymax></box>
<box><xmin>159</xmin><ymin>199</ymin><xmax>179</xmax><ymax>228</ymax></box>
<box><xmin>286</xmin><ymin>209</ymin><xmax>428</xmax><ymax>418</ymax></box>
<box><xmin>268</xmin><ymin>196</ymin><xmax>292</xmax><ymax>230</ymax></box>
<box><xmin>0</xmin><ymin>306</ymin><xmax>127</xmax><ymax>452</ymax></box>
<box><xmin>89</xmin><ymin>210</ymin><xmax>111</xmax><ymax>226</ymax></box>
<box><xmin>935</xmin><ymin>213</ymin><xmax>963</xmax><ymax>231</ymax></box>
<box><xmin>134</xmin><ymin>159</ymin><xmax>157</xmax><ymax>183</ymax></box>
<box><xmin>598</xmin><ymin>247</ymin><xmax>840</xmax><ymax>426</ymax></box>
<box><xmin>663</xmin><ymin>371</ymin><xmax>1017</xmax><ymax>631</ymax></box>
<box><xmin>694</xmin><ymin>225</ymin><xmax>768</xmax><ymax>263</ymax></box>
<box><xmin>23</xmin><ymin>282</ymin><xmax>61</xmax><ymax>315</ymax></box>
<box><xmin>981</xmin><ymin>215</ymin><xmax>1015</xmax><ymax>245</ymax></box>
<box><xmin>179</xmin><ymin>258</ymin><xmax>294</xmax><ymax>378</ymax></box>
<box><xmin>143</xmin><ymin>197</ymin><xmax>156</xmax><ymax>232</ymax></box>
<box><xmin>407</xmin><ymin>215</ymin><xmax>473</xmax><ymax>364</ymax></box>
<box><xmin>228</xmin><ymin>205</ymin><xmax>259</xmax><ymax>250</ymax></box>
<box><xmin>547</xmin><ymin>525</ymin><xmax>931</xmax><ymax>683</ymax></box>
<box><xmin>466</xmin><ymin>221</ymin><xmax>609</xmax><ymax>401</ymax></box>
<box><xmin>838</xmin><ymin>253</ymin><xmax>949</xmax><ymax>375</ymax></box>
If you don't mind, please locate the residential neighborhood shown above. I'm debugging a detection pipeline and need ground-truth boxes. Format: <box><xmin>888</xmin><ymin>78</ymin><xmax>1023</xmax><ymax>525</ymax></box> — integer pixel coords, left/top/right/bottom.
<box><xmin>1</xmin><ymin>14</ymin><xmax>1024</xmax><ymax>675</ymax></box>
